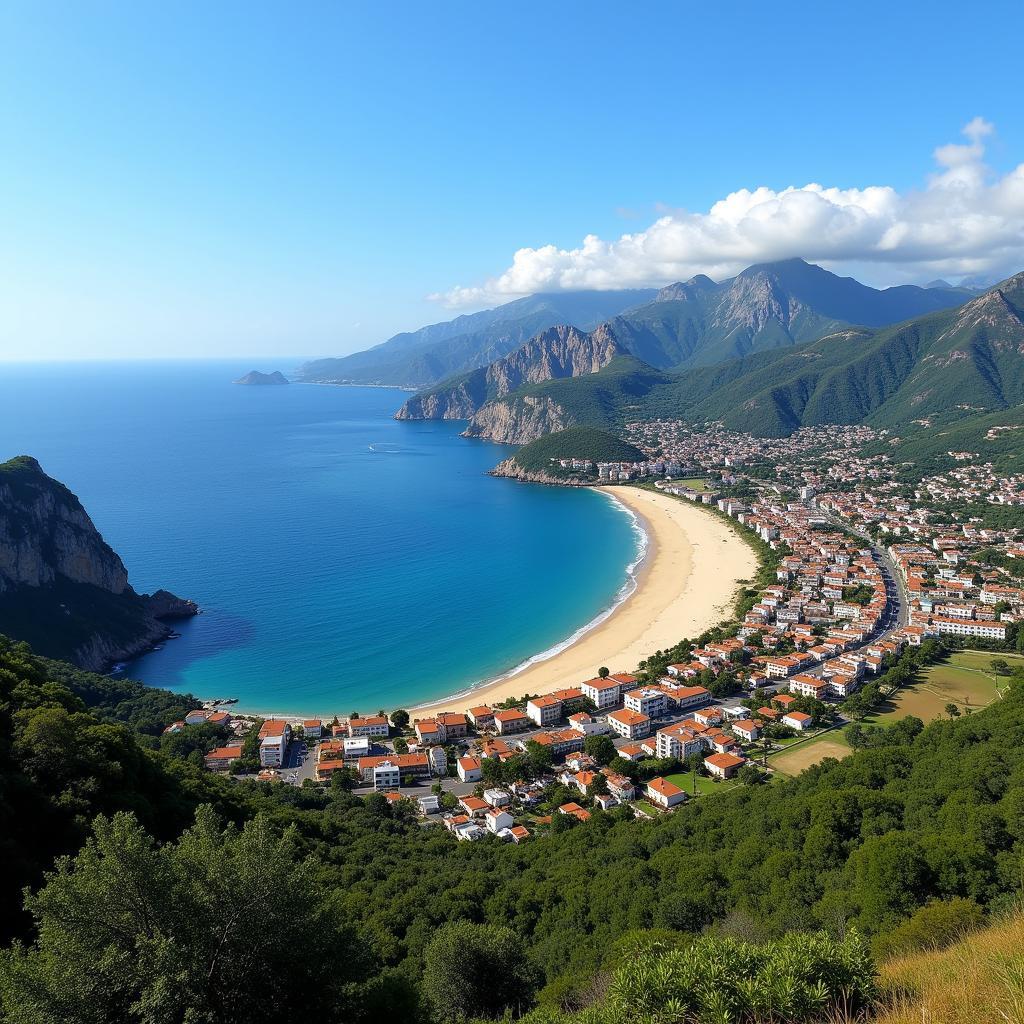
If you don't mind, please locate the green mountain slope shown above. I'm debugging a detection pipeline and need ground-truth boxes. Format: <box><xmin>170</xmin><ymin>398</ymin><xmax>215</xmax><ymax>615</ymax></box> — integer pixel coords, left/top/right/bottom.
<box><xmin>510</xmin><ymin>427</ymin><xmax>645</xmax><ymax>472</ymax></box>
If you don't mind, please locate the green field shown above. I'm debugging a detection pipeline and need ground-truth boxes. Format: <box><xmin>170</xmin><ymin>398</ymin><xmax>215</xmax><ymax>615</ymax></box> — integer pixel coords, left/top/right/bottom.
<box><xmin>663</xmin><ymin>770</ymin><xmax>735</xmax><ymax>796</ymax></box>
<box><xmin>671</xmin><ymin>477</ymin><xmax>710</xmax><ymax>490</ymax></box>
<box><xmin>866</xmin><ymin>649</ymin><xmax>1021</xmax><ymax>724</ymax></box>
<box><xmin>769</xmin><ymin>731</ymin><xmax>852</xmax><ymax>775</ymax></box>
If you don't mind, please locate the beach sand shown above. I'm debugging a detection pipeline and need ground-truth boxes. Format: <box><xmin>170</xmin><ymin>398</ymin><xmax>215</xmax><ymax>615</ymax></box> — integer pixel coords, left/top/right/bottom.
<box><xmin>407</xmin><ymin>486</ymin><xmax>758</xmax><ymax>718</ymax></box>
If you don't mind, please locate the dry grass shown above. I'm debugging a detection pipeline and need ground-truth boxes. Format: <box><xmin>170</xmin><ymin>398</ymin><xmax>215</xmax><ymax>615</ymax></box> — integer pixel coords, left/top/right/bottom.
<box><xmin>874</xmin><ymin>912</ymin><xmax>1024</xmax><ymax>1024</ymax></box>
<box><xmin>771</xmin><ymin>735</ymin><xmax>852</xmax><ymax>774</ymax></box>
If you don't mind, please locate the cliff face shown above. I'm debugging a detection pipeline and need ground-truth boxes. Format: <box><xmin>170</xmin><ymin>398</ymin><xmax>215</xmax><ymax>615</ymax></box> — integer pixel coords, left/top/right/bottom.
<box><xmin>461</xmin><ymin>396</ymin><xmax>572</xmax><ymax>444</ymax></box>
<box><xmin>396</xmin><ymin>323</ymin><xmax>623</xmax><ymax>422</ymax></box>
<box><xmin>0</xmin><ymin>456</ymin><xmax>197</xmax><ymax>671</ymax></box>
<box><xmin>489</xmin><ymin>457</ymin><xmax>589</xmax><ymax>485</ymax></box>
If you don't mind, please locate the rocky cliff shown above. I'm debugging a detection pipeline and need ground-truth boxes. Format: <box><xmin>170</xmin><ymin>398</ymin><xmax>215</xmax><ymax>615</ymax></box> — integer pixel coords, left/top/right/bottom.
<box><xmin>396</xmin><ymin>323</ymin><xmax>623</xmax><ymax>421</ymax></box>
<box><xmin>461</xmin><ymin>395</ymin><xmax>573</xmax><ymax>444</ymax></box>
<box><xmin>0</xmin><ymin>456</ymin><xmax>198</xmax><ymax>671</ymax></box>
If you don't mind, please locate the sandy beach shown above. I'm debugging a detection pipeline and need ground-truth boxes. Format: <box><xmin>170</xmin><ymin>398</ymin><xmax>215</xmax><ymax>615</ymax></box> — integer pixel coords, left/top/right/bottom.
<box><xmin>407</xmin><ymin>486</ymin><xmax>758</xmax><ymax>719</ymax></box>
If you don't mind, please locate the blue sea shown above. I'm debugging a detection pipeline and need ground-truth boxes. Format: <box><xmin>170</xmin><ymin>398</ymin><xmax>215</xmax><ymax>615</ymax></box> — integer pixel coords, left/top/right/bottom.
<box><xmin>0</xmin><ymin>361</ymin><xmax>642</xmax><ymax>714</ymax></box>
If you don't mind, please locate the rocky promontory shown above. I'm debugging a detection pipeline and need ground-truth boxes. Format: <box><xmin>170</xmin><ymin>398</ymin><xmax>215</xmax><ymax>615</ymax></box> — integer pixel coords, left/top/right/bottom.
<box><xmin>0</xmin><ymin>456</ymin><xmax>198</xmax><ymax>671</ymax></box>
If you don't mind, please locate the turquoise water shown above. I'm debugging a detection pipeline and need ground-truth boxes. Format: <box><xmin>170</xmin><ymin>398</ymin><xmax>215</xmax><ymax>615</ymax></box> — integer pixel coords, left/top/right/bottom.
<box><xmin>0</xmin><ymin>361</ymin><xmax>642</xmax><ymax>714</ymax></box>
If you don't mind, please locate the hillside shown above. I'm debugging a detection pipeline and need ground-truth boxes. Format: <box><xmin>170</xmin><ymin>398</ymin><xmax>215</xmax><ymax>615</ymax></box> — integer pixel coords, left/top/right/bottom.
<box><xmin>0</xmin><ymin>456</ymin><xmax>197</xmax><ymax>670</ymax></box>
<box><xmin>295</xmin><ymin>289</ymin><xmax>656</xmax><ymax>389</ymax></box>
<box><xmin>463</xmin><ymin>272</ymin><xmax>1024</xmax><ymax>441</ymax></box>
<box><xmin>395</xmin><ymin>323</ymin><xmax>625</xmax><ymax>421</ymax></box>
<box><xmin>395</xmin><ymin>259</ymin><xmax>973</xmax><ymax>431</ymax></box>
<box><xmin>492</xmin><ymin>427</ymin><xmax>645</xmax><ymax>481</ymax></box>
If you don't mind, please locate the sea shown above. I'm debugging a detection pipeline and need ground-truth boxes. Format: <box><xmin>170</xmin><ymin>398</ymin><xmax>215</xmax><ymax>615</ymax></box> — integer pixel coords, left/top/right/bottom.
<box><xmin>0</xmin><ymin>360</ymin><xmax>643</xmax><ymax>714</ymax></box>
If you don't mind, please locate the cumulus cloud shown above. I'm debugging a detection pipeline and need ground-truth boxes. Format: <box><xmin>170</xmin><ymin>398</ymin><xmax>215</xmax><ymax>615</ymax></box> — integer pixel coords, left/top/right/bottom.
<box><xmin>433</xmin><ymin>119</ymin><xmax>1024</xmax><ymax>308</ymax></box>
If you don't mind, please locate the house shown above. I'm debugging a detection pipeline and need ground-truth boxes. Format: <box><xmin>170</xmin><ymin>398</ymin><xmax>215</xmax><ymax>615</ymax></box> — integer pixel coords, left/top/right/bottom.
<box><xmin>782</xmin><ymin>711</ymin><xmax>813</xmax><ymax>731</ymax></box>
<box><xmin>343</xmin><ymin>736</ymin><xmax>370</xmax><ymax>760</ymax></box>
<box><xmin>504</xmin><ymin>825</ymin><xmax>531</xmax><ymax>843</ymax></box>
<box><xmin>417</xmin><ymin>794</ymin><xmax>441</xmax><ymax>815</ymax></box>
<box><xmin>594</xmin><ymin>794</ymin><xmax>618</xmax><ymax>811</ymax></box>
<box><xmin>454</xmin><ymin>822</ymin><xmax>486</xmax><ymax>842</ymax></box>
<box><xmin>647</xmin><ymin>777</ymin><xmax>687</xmax><ymax>809</ymax></box>
<box><xmin>617</xmin><ymin>743</ymin><xmax>648</xmax><ymax>762</ymax></box>
<box><xmin>494</xmin><ymin>709</ymin><xmax>531</xmax><ymax>735</ymax></box>
<box><xmin>692</xmin><ymin>707</ymin><xmax>723</xmax><ymax>727</ymax></box>
<box><xmin>485</xmin><ymin>808</ymin><xmax>514</xmax><ymax>833</ymax></box>
<box><xmin>788</xmin><ymin>675</ymin><xmax>830</xmax><ymax>700</ymax></box>
<box><xmin>704</xmin><ymin>752</ymin><xmax>746</xmax><ymax>779</ymax></box>
<box><xmin>437</xmin><ymin>712</ymin><xmax>468</xmax><ymax>738</ymax></box>
<box><xmin>207</xmin><ymin>711</ymin><xmax>232</xmax><ymax>729</ymax></box>
<box><xmin>468</xmin><ymin>705</ymin><xmax>495</xmax><ymax>730</ymax></box>
<box><xmin>483</xmin><ymin>788</ymin><xmax>511</xmax><ymax>807</ymax></box>
<box><xmin>163</xmin><ymin>721</ymin><xmax>185</xmax><ymax>735</ymax></box>
<box><xmin>415</xmin><ymin>719</ymin><xmax>444</xmax><ymax>745</ymax></box>
<box><xmin>604</xmin><ymin>772</ymin><xmax>637</xmax><ymax>801</ymax></box>
<box><xmin>526</xmin><ymin>694</ymin><xmax>564</xmax><ymax>728</ymax></box>
<box><xmin>731</xmin><ymin>719</ymin><xmax>761</xmax><ymax>743</ymax></box>
<box><xmin>666</xmin><ymin>685</ymin><xmax>712</xmax><ymax>711</ymax></box>
<box><xmin>772</xmin><ymin>693</ymin><xmax>797</xmax><ymax>711</ymax></box>
<box><xmin>185</xmin><ymin>709</ymin><xmax>209</xmax><ymax>726</ymax></box>
<box><xmin>571</xmin><ymin>770</ymin><xmax>598</xmax><ymax>795</ymax></box>
<box><xmin>457</xmin><ymin>755</ymin><xmax>482</xmax><ymax>782</ymax></box>
<box><xmin>459</xmin><ymin>796</ymin><xmax>490</xmax><ymax>817</ymax></box>
<box><xmin>302</xmin><ymin>719</ymin><xmax>323</xmax><ymax>740</ymax></box>
<box><xmin>348</xmin><ymin>715</ymin><xmax>390</xmax><ymax>738</ymax></box>
<box><xmin>204</xmin><ymin>744</ymin><xmax>243</xmax><ymax>771</ymax></box>
<box><xmin>581</xmin><ymin>675</ymin><xmax>624</xmax><ymax>709</ymax></box>
<box><xmin>607</xmin><ymin>708</ymin><xmax>651</xmax><ymax>740</ymax></box>
<box><xmin>530</xmin><ymin>729</ymin><xmax>585</xmax><ymax>758</ymax></box>
<box><xmin>557</xmin><ymin>802</ymin><xmax>591</xmax><ymax>822</ymax></box>
<box><xmin>258</xmin><ymin>720</ymin><xmax>291</xmax><ymax>768</ymax></box>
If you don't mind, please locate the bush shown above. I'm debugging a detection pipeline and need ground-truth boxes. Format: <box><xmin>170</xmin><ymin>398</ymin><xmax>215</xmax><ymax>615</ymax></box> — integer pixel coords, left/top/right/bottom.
<box><xmin>873</xmin><ymin>898</ymin><xmax>986</xmax><ymax>961</ymax></box>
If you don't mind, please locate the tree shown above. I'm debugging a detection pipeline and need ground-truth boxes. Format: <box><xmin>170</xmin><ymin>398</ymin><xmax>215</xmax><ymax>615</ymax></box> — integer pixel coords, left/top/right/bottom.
<box><xmin>391</xmin><ymin>709</ymin><xmax>410</xmax><ymax>730</ymax></box>
<box><xmin>990</xmin><ymin>659</ymin><xmax>1010</xmax><ymax>675</ymax></box>
<box><xmin>0</xmin><ymin>807</ymin><xmax>368</xmax><ymax>1024</ymax></box>
<box><xmin>524</xmin><ymin>740</ymin><xmax>554</xmax><ymax>779</ymax></box>
<box><xmin>598</xmin><ymin>666</ymin><xmax>610</xmax><ymax>679</ymax></box>
<box><xmin>945</xmin><ymin>703</ymin><xmax>961</xmax><ymax>719</ymax></box>
<box><xmin>738</xmin><ymin>763</ymin><xmax>763</xmax><ymax>786</ymax></box>
<box><xmin>393</xmin><ymin>737</ymin><xmax>409</xmax><ymax>754</ymax></box>
<box><xmin>583</xmin><ymin>734</ymin><xmax>617</xmax><ymax>766</ymax></box>
<box><xmin>421</xmin><ymin>921</ymin><xmax>539</xmax><ymax>1022</ymax></box>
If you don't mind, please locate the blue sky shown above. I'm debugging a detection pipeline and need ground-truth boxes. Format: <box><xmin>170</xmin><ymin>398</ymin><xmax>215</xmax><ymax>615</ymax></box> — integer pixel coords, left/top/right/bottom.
<box><xmin>1</xmin><ymin>2</ymin><xmax>1023</xmax><ymax>361</ymax></box>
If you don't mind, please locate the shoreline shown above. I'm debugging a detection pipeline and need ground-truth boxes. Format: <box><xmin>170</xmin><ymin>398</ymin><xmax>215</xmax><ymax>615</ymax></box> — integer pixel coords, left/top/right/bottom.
<box><xmin>225</xmin><ymin>487</ymin><xmax>758</xmax><ymax>723</ymax></box>
<box><xmin>405</xmin><ymin>487</ymin><xmax>755</xmax><ymax>719</ymax></box>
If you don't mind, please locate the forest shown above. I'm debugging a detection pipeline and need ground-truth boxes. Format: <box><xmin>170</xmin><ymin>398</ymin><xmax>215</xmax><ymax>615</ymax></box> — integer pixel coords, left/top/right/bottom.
<box><xmin>2</xmin><ymin>633</ymin><xmax>1024</xmax><ymax>1023</ymax></box>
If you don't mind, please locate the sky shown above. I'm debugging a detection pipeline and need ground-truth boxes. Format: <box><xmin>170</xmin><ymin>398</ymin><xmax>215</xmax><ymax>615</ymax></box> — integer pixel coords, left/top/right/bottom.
<box><xmin>1</xmin><ymin>1</ymin><xmax>1023</xmax><ymax>361</ymax></box>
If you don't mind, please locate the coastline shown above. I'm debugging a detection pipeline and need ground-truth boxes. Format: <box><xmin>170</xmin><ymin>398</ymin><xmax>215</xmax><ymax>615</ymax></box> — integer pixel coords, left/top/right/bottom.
<box><xmin>405</xmin><ymin>486</ymin><xmax>757</xmax><ymax>719</ymax></box>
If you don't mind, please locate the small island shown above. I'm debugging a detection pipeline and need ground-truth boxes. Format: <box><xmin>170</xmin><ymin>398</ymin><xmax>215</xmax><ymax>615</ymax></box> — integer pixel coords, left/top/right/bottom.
<box><xmin>234</xmin><ymin>370</ymin><xmax>289</xmax><ymax>385</ymax></box>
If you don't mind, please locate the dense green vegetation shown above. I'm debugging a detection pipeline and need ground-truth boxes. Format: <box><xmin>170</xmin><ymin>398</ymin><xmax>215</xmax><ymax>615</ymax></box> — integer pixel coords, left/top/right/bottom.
<box><xmin>4</xmin><ymin>631</ymin><xmax>1024</xmax><ymax>1022</ymax></box>
<box><xmin>511</xmin><ymin>428</ymin><xmax>645</xmax><ymax>472</ymax></box>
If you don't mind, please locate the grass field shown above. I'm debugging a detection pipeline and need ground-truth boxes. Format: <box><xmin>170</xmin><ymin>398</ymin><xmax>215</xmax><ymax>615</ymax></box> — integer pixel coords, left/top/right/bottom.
<box><xmin>671</xmin><ymin>477</ymin><xmax>710</xmax><ymax>490</ymax></box>
<box><xmin>663</xmin><ymin>770</ymin><xmax>735</xmax><ymax>796</ymax></box>
<box><xmin>769</xmin><ymin>732</ymin><xmax>852</xmax><ymax>775</ymax></box>
<box><xmin>867</xmin><ymin>649</ymin><xmax>1022</xmax><ymax>724</ymax></box>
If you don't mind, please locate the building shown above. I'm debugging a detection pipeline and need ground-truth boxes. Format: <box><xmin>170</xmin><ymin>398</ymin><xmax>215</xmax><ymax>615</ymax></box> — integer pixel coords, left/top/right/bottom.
<box><xmin>371</xmin><ymin>762</ymin><xmax>401</xmax><ymax>791</ymax></box>
<box><xmin>557</xmin><ymin>802</ymin><xmax>591</xmax><ymax>822</ymax></box>
<box><xmin>185</xmin><ymin>709</ymin><xmax>209</xmax><ymax>726</ymax></box>
<box><xmin>357</xmin><ymin>752</ymin><xmax>430</xmax><ymax>783</ymax></box>
<box><xmin>526</xmin><ymin>694</ymin><xmax>564</xmax><ymax>728</ymax></box>
<box><xmin>704</xmin><ymin>751</ymin><xmax>746</xmax><ymax>779</ymax></box>
<box><xmin>204</xmin><ymin>744</ymin><xmax>243</xmax><ymax>771</ymax></box>
<box><xmin>343</xmin><ymin>736</ymin><xmax>370</xmax><ymax>760</ymax></box>
<box><xmin>932</xmin><ymin>617</ymin><xmax>1008</xmax><ymax>640</ymax></box>
<box><xmin>483</xmin><ymin>788</ymin><xmax>511</xmax><ymax>807</ymax></box>
<box><xmin>459</xmin><ymin>796</ymin><xmax>490</xmax><ymax>817</ymax></box>
<box><xmin>417</xmin><ymin>794</ymin><xmax>440</xmax><ymax>815</ymax></box>
<box><xmin>415</xmin><ymin>719</ymin><xmax>444</xmax><ymax>745</ymax></box>
<box><xmin>656</xmin><ymin>723</ymin><xmax>708</xmax><ymax>760</ymax></box>
<box><xmin>258</xmin><ymin>720</ymin><xmax>291</xmax><ymax>768</ymax></box>
<box><xmin>468</xmin><ymin>705</ymin><xmax>495</xmax><ymax>730</ymax></box>
<box><xmin>581</xmin><ymin>675</ymin><xmax>624</xmax><ymax>710</ymax></box>
<box><xmin>731</xmin><ymin>719</ymin><xmax>761</xmax><ymax>743</ymax></box>
<box><xmin>607</xmin><ymin>708</ymin><xmax>651</xmax><ymax>740</ymax></box>
<box><xmin>494</xmin><ymin>709</ymin><xmax>531</xmax><ymax>734</ymax></box>
<box><xmin>457</xmin><ymin>755</ymin><xmax>482</xmax><ymax>782</ymax></box>
<box><xmin>568</xmin><ymin>712</ymin><xmax>608</xmax><ymax>735</ymax></box>
<box><xmin>429</xmin><ymin>746</ymin><xmax>447</xmax><ymax>774</ymax></box>
<box><xmin>302</xmin><ymin>719</ymin><xmax>323</xmax><ymax>740</ymax></box>
<box><xmin>782</xmin><ymin>711</ymin><xmax>813</xmax><ymax>731</ymax></box>
<box><xmin>437</xmin><ymin>712</ymin><xmax>469</xmax><ymax>738</ymax></box>
<box><xmin>348</xmin><ymin>716</ymin><xmax>390</xmax><ymax>738</ymax></box>
<box><xmin>624</xmin><ymin>687</ymin><xmax>668</xmax><ymax>718</ymax></box>
<box><xmin>485</xmin><ymin>808</ymin><xmax>514</xmax><ymax>833</ymax></box>
<box><xmin>667</xmin><ymin>685</ymin><xmax>712</xmax><ymax>711</ymax></box>
<box><xmin>647</xmin><ymin>777</ymin><xmax>687</xmax><ymax>809</ymax></box>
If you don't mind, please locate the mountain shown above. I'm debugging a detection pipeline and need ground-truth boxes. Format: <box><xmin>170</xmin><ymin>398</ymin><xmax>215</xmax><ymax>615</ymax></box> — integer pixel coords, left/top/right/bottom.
<box><xmin>234</xmin><ymin>370</ymin><xmax>288</xmax><ymax>385</ymax></box>
<box><xmin>460</xmin><ymin>272</ymin><xmax>1024</xmax><ymax>442</ymax></box>
<box><xmin>295</xmin><ymin>289</ymin><xmax>657</xmax><ymax>389</ymax></box>
<box><xmin>396</xmin><ymin>259</ymin><xmax>973</xmax><ymax>429</ymax></box>
<box><xmin>491</xmin><ymin>427</ymin><xmax>645</xmax><ymax>482</ymax></box>
<box><xmin>0</xmin><ymin>456</ymin><xmax>197</xmax><ymax>670</ymax></box>
<box><xmin>395</xmin><ymin>323</ymin><xmax>625</xmax><ymax>421</ymax></box>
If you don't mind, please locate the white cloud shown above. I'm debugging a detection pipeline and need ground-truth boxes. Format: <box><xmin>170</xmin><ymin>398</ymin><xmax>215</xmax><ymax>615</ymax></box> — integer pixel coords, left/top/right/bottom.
<box><xmin>433</xmin><ymin>119</ymin><xmax>1024</xmax><ymax>308</ymax></box>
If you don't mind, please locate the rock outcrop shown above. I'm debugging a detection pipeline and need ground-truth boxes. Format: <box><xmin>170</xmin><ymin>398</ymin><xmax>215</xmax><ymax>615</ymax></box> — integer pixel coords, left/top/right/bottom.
<box><xmin>396</xmin><ymin>323</ymin><xmax>623</xmax><ymax>422</ymax></box>
<box><xmin>461</xmin><ymin>396</ymin><xmax>572</xmax><ymax>444</ymax></box>
<box><xmin>0</xmin><ymin>456</ymin><xmax>198</xmax><ymax>670</ymax></box>
<box><xmin>234</xmin><ymin>370</ymin><xmax>288</xmax><ymax>385</ymax></box>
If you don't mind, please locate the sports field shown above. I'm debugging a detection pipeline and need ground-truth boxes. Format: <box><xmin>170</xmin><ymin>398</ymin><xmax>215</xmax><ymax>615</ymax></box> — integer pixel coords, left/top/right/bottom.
<box><xmin>770</xmin><ymin>733</ymin><xmax>851</xmax><ymax>775</ymax></box>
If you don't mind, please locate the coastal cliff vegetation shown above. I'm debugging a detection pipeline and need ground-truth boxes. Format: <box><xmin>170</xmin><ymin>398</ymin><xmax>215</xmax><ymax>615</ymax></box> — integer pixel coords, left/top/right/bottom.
<box><xmin>2</xmin><ymin>632</ymin><xmax>1024</xmax><ymax>1022</ymax></box>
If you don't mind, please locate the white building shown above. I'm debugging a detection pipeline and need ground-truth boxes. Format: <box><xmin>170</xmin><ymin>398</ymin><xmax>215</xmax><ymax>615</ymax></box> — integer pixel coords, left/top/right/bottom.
<box><xmin>457</xmin><ymin>756</ymin><xmax>482</xmax><ymax>783</ymax></box>
<box><xmin>485</xmin><ymin>808</ymin><xmax>514</xmax><ymax>833</ymax></box>
<box><xmin>624</xmin><ymin>687</ymin><xmax>667</xmax><ymax>718</ymax></box>
<box><xmin>526</xmin><ymin>695</ymin><xmax>563</xmax><ymax>727</ymax></box>
<box><xmin>372</xmin><ymin>762</ymin><xmax>401</xmax><ymax>790</ymax></box>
